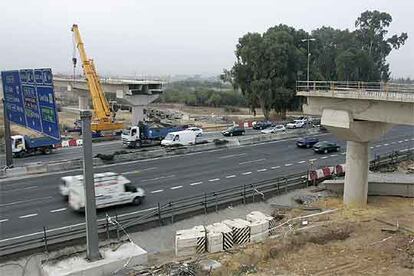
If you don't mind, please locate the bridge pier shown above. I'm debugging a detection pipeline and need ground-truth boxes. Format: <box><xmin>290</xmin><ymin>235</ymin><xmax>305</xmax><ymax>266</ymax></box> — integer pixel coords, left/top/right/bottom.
<box><xmin>343</xmin><ymin>141</ymin><xmax>369</xmax><ymax>207</ymax></box>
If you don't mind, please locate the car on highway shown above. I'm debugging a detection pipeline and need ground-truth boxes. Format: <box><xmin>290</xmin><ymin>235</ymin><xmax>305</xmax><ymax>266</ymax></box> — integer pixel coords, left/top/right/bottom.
<box><xmin>253</xmin><ymin>121</ymin><xmax>273</xmax><ymax>130</ymax></box>
<box><xmin>186</xmin><ymin>127</ymin><xmax>203</xmax><ymax>137</ymax></box>
<box><xmin>261</xmin><ymin>125</ymin><xmax>286</xmax><ymax>134</ymax></box>
<box><xmin>313</xmin><ymin>141</ymin><xmax>340</xmax><ymax>154</ymax></box>
<box><xmin>222</xmin><ymin>126</ymin><xmax>245</xmax><ymax>136</ymax></box>
<box><xmin>62</xmin><ymin>172</ymin><xmax>145</xmax><ymax>211</ymax></box>
<box><xmin>296</xmin><ymin>137</ymin><xmax>319</xmax><ymax>148</ymax></box>
<box><xmin>286</xmin><ymin>119</ymin><xmax>307</xmax><ymax>129</ymax></box>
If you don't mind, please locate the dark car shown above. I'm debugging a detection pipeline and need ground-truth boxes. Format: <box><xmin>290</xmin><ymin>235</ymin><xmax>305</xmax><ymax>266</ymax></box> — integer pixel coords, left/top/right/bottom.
<box><xmin>253</xmin><ymin>121</ymin><xmax>273</xmax><ymax>130</ymax></box>
<box><xmin>222</xmin><ymin>126</ymin><xmax>245</xmax><ymax>136</ymax></box>
<box><xmin>296</xmin><ymin>137</ymin><xmax>319</xmax><ymax>148</ymax></box>
<box><xmin>313</xmin><ymin>141</ymin><xmax>340</xmax><ymax>153</ymax></box>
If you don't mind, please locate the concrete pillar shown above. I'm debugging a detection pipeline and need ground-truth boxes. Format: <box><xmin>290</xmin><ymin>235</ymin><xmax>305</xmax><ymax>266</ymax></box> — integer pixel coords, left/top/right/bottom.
<box><xmin>78</xmin><ymin>95</ymin><xmax>89</xmax><ymax>110</ymax></box>
<box><xmin>343</xmin><ymin>141</ymin><xmax>369</xmax><ymax>207</ymax></box>
<box><xmin>131</xmin><ymin>105</ymin><xmax>145</xmax><ymax>126</ymax></box>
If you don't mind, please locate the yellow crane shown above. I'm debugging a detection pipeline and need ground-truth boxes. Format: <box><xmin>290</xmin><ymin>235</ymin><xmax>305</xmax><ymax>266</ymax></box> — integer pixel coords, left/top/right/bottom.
<box><xmin>71</xmin><ymin>24</ymin><xmax>124</xmax><ymax>132</ymax></box>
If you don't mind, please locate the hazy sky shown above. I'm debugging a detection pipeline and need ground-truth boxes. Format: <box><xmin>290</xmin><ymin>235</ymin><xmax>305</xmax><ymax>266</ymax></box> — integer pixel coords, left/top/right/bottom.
<box><xmin>1</xmin><ymin>0</ymin><xmax>412</xmax><ymax>78</ymax></box>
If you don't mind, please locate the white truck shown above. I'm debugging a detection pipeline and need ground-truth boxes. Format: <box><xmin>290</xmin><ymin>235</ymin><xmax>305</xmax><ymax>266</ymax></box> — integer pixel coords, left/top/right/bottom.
<box><xmin>61</xmin><ymin>172</ymin><xmax>145</xmax><ymax>211</ymax></box>
<box><xmin>286</xmin><ymin>119</ymin><xmax>307</xmax><ymax>129</ymax></box>
<box><xmin>161</xmin><ymin>130</ymin><xmax>197</xmax><ymax>146</ymax></box>
<box><xmin>11</xmin><ymin>135</ymin><xmax>59</xmax><ymax>158</ymax></box>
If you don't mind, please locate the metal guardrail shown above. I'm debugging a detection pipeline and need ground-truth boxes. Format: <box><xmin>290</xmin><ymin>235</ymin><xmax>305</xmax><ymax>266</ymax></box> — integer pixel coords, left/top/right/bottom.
<box><xmin>296</xmin><ymin>81</ymin><xmax>414</xmax><ymax>94</ymax></box>
<box><xmin>1</xmin><ymin>149</ymin><xmax>412</xmax><ymax>258</ymax></box>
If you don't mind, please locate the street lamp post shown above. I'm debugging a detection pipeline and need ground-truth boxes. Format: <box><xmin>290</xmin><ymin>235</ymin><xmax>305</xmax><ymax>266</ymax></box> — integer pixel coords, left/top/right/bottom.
<box><xmin>301</xmin><ymin>38</ymin><xmax>316</xmax><ymax>88</ymax></box>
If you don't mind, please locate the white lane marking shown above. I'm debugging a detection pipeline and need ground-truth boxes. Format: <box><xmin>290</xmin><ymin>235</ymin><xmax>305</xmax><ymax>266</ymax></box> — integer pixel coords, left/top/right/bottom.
<box><xmin>383</xmin><ymin>143</ymin><xmax>389</xmax><ymax>146</ymax></box>
<box><xmin>239</xmin><ymin>158</ymin><xmax>266</xmax><ymax>165</ymax></box>
<box><xmin>297</xmin><ymin>161</ymin><xmax>306</xmax><ymax>164</ymax></box>
<box><xmin>190</xmin><ymin>181</ymin><xmax>203</xmax><ymax>186</ymax></box>
<box><xmin>0</xmin><ymin>196</ymin><xmax>53</xmax><ymax>208</ymax></box>
<box><xmin>400</xmin><ymin>149</ymin><xmax>408</xmax><ymax>152</ymax></box>
<box><xmin>404</xmin><ymin>139</ymin><xmax>409</xmax><ymax>142</ymax></box>
<box><xmin>141</xmin><ymin>175</ymin><xmax>175</xmax><ymax>182</ymax></box>
<box><xmin>257</xmin><ymin>169</ymin><xmax>267</xmax><ymax>172</ymax></box>
<box><xmin>225</xmin><ymin>175</ymin><xmax>236</xmax><ymax>179</ymax></box>
<box><xmin>375</xmin><ymin>145</ymin><xmax>381</xmax><ymax>148</ymax></box>
<box><xmin>19</xmin><ymin>213</ymin><xmax>38</xmax><ymax>219</ymax></box>
<box><xmin>209</xmin><ymin>178</ymin><xmax>220</xmax><ymax>182</ymax></box>
<box><xmin>330</xmin><ymin>154</ymin><xmax>338</xmax><ymax>157</ymax></box>
<box><xmin>370</xmin><ymin>146</ymin><xmax>374</xmax><ymax>149</ymax></box>
<box><xmin>170</xmin><ymin>185</ymin><xmax>183</xmax><ymax>190</ymax></box>
<box><xmin>242</xmin><ymin>171</ymin><xmax>252</xmax><ymax>175</ymax></box>
<box><xmin>309</xmin><ymin>158</ymin><xmax>317</xmax><ymax>162</ymax></box>
<box><xmin>391</xmin><ymin>141</ymin><xmax>396</xmax><ymax>144</ymax></box>
<box><xmin>122</xmin><ymin>167</ymin><xmax>158</xmax><ymax>175</ymax></box>
<box><xmin>218</xmin><ymin>153</ymin><xmax>246</xmax><ymax>159</ymax></box>
<box><xmin>321</xmin><ymin>156</ymin><xmax>328</xmax><ymax>159</ymax></box>
<box><xmin>50</xmin><ymin>208</ymin><xmax>67</xmax><ymax>213</ymax></box>
<box><xmin>284</xmin><ymin>163</ymin><xmax>292</xmax><ymax>167</ymax></box>
<box><xmin>398</xmin><ymin>140</ymin><xmax>403</xmax><ymax>143</ymax></box>
<box><xmin>150</xmin><ymin>189</ymin><xmax>164</xmax><ymax>194</ymax></box>
<box><xmin>0</xmin><ymin>219</ymin><xmax>8</xmax><ymax>223</ymax></box>
<box><xmin>2</xmin><ymin>185</ymin><xmax>38</xmax><ymax>193</ymax></box>
<box><xmin>341</xmin><ymin>152</ymin><xmax>346</xmax><ymax>155</ymax></box>
<box><xmin>271</xmin><ymin>166</ymin><xmax>280</xmax><ymax>169</ymax></box>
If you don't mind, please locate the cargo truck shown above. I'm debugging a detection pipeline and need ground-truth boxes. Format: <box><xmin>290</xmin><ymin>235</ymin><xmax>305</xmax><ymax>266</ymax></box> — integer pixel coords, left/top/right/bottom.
<box><xmin>11</xmin><ymin>135</ymin><xmax>60</xmax><ymax>158</ymax></box>
<box><xmin>121</xmin><ymin>123</ymin><xmax>184</xmax><ymax>148</ymax></box>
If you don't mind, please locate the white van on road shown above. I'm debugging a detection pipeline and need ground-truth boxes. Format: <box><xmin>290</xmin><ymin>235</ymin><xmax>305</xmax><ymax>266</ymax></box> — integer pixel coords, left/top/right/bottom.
<box><xmin>161</xmin><ymin>130</ymin><xmax>197</xmax><ymax>146</ymax></box>
<box><xmin>62</xmin><ymin>172</ymin><xmax>145</xmax><ymax>211</ymax></box>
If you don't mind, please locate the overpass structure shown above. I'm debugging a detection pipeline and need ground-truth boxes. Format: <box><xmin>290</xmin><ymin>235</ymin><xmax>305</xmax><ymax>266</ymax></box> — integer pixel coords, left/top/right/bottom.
<box><xmin>54</xmin><ymin>78</ymin><xmax>163</xmax><ymax>125</ymax></box>
<box><xmin>297</xmin><ymin>81</ymin><xmax>414</xmax><ymax>207</ymax></box>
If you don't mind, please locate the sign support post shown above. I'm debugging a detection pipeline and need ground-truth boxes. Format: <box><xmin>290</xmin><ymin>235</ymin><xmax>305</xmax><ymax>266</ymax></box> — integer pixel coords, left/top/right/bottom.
<box><xmin>80</xmin><ymin>110</ymin><xmax>101</xmax><ymax>261</ymax></box>
<box><xmin>3</xmin><ymin>99</ymin><xmax>14</xmax><ymax>168</ymax></box>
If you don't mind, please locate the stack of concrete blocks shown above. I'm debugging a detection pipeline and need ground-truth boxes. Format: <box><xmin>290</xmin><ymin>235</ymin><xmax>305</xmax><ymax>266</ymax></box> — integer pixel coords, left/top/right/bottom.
<box><xmin>223</xmin><ymin>219</ymin><xmax>251</xmax><ymax>245</ymax></box>
<box><xmin>205</xmin><ymin>222</ymin><xmax>233</xmax><ymax>253</ymax></box>
<box><xmin>175</xmin><ymin>225</ymin><xmax>206</xmax><ymax>257</ymax></box>
<box><xmin>246</xmin><ymin>211</ymin><xmax>277</xmax><ymax>236</ymax></box>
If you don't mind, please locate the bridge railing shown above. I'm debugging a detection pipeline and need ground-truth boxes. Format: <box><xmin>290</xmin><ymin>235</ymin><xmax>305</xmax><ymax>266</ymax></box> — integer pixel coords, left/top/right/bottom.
<box><xmin>296</xmin><ymin>81</ymin><xmax>414</xmax><ymax>94</ymax></box>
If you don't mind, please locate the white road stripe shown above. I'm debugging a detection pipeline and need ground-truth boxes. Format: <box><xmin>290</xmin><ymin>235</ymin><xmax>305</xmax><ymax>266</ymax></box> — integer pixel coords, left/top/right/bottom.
<box><xmin>285</xmin><ymin>163</ymin><xmax>292</xmax><ymax>167</ymax></box>
<box><xmin>404</xmin><ymin>139</ymin><xmax>409</xmax><ymax>142</ymax></box>
<box><xmin>391</xmin><ymin>142</ymin><xmax>396</xmax><ymax>144</ymax></box>
<box><xmin>50</xmin><ymin>208</ymin><xmax>67</xmax><ymax>213</ymax></box>
<box><xmin>242</xmin><ymin>172</ymin><xmax>252</xmax><ymax>175</ymax></box>
<box><xmin>398</xmin><ymin>140</ymin><xmax>403</xmax><ymax>143</ymax></box>
<box><xmin>330</xmin><ymin>154</ymin><xmax>338</xmax><ymax>157</ymax></box>
<box><xmin>400</xmin><ymin>149</ymin><xmax>408</xmax><ymax>152</ymax></box>
<box><xmin>122</xmin><ymin>167</ymin><xmax>157</xmax><ymax>175</ymax></box>
<box><xmin>141</xmin><ymin>175</ymin><xmax>175</xmax><ymax>182</ymax></box>
<box><xmin>257</xmin><ymin>169</ymin><xmax>267</xmax><ymax>172</ymax></box>
<box><xmin>309</xmin><ymin>158</ymin><xmax>317</xmax><ymax>162</ymax></box>
<box><xmin>225</xmin><ymin>175</ymin><xmax>236</xmax><ymax>179</ymax></box>
<box><xmin>321</xmin><ymin>156</ymin><xmax>328</xmax><ymax>159</ymax></box>
<box><xmin>341</xmin><ymin>152</ymin><xmax>346</xmax><ymax>155</ymax></box>
<box><xmin>0</xmin><ymin>219</ymin><xmax>8</xmax><ymax>223</ymax></box>
<box><xmin>297</xmin><ymin>161</ymin><xmax>306</xmax><ymax>164</ymax></box>
<box><xmin>209</xmin><ymin>178</ymin><xmax>220</xmax><ymax>182</ymax></box>
<box><xmin>170</xmin><ymin>185</ymin><xmax>183</xmax><ymax>190</ymax></box>
<box><xmin>384</xmin><ymin>143</ymin><xmax>389</xmax><ymax>146</ymax></box>
<box><xmin>19</xmin><ymin>213</ymin><xmax>38</xmax><ymax>219</ymax></box>
<box><xmin>0</xmin><ymin>196</ymin><xmax>53</xmax><ymax>208</ymax></box>
<box><xmin>189</xmin><ymin>181</ymin><xmax>203</xmax><ymax>186</ymax></box>
<box><xmin>239</xmin><ymin>158</ymin><xmax>266</xmax><ymax>165</ymax></box>
<box><xmin>218</xmin><ymin>153</ymin><xmax>246</xmax><ymax>159</ymax></box>
<box><xmin>370</xmin><ymin>146</ymin><xmax>374</xmax><ymax>149</ymax></box>
<box><xmin>375</xmin><ymin>145</ymin><xmax>381</xmax><ymax>148</ymax></box>
<box><xmin>271</xmin><ymin>166</ymin><xmax>280</xmax><ymax>169</ymax></box>
<box><xmin>150</xmin><ymin>189</ymin><xmax>164</xmax><ymax>194</ymax></box>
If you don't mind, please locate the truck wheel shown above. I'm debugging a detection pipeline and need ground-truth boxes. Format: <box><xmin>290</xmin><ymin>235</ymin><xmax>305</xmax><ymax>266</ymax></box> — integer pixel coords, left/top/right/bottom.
<box><xmin>306</xmin><ymin>144</ymin><xmax>311</xmax><ymax>148</ymax></box>
<box><xmin>230</xmin><ymin>133</ymin><xmax>233</xmax><ymax>137</ymax></box>
<box><xmin>133</xmin><ymin>197</ymin><xmax>142</xmax><ymax>205</ymax></box>
<box><xmin>324</xmin><ymin>149</ymin><xmax>328</xmax><ymax>154</ymax></box>
<box><xmin>43</xmin><ymin>148</ymin><xmax>52</xmax><ymax>155</ymax></box>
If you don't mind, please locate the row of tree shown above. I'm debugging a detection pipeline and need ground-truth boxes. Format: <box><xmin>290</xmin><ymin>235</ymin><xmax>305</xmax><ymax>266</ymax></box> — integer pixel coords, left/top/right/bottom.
<box><xmin>223</xmin><ymin>10</ymin><xmax>408</xmax><ymax>119</ymax></box>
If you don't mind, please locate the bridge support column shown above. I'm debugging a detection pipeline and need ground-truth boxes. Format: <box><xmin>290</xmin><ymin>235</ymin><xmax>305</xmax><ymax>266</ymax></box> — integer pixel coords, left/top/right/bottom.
<box><xmin>131</xmin><ymin>105</ymin><xmax>145</xmax><ymax>126</ymax></box>
<box><xmin>343</xmin><ymin>141</ymin><xmax>369</xmax><ymax>207</ymax></box>
<box><xmin>79</xmin><ymin>95</ymin><xmax>89</xmax><ymax>110</ymax></box>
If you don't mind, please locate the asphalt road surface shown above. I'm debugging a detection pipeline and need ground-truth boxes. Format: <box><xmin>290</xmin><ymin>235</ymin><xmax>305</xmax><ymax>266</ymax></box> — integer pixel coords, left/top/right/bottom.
<box><xmin>6</xmin><ymin>128</ymin><xmax>260</xmax><ymax>167</ymax></box>
<box><xmin>0</xmin><ymin>125</ymin><xmax>413</xmax><ymax>241</ymax></box>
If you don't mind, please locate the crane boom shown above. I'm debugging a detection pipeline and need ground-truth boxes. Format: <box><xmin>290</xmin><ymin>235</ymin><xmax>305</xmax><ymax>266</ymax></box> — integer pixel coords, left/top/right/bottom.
<box><xmin>71</xmin><ymin>24</ymin><xmax>123</xmax><ymax>132</ymax></box>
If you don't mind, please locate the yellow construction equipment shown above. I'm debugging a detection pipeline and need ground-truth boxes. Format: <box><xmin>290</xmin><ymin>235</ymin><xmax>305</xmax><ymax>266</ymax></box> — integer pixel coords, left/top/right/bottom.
<box><xmin>71</xmin><ymin>24</ymin><xmax>124</xmax><ymax>132</ymax></box>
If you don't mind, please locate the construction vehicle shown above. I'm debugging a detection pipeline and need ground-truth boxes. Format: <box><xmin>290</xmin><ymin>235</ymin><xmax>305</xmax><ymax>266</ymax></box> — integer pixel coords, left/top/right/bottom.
<box><xmin>71</xmin><ymin>24</ymin><xmax>124</xmax><ymax>132</ymax></box>
<box><xmin>12</xmin><ymin>135</ymin><xmax>60</xmax><ymax>158</ymax></box>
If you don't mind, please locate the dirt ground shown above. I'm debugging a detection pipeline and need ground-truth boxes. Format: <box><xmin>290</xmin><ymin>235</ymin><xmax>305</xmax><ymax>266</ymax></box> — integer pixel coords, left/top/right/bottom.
<box><xmin>208</xmin><ymin>196</ymin><xmax>414</xmax><ymax>276</ymax></box>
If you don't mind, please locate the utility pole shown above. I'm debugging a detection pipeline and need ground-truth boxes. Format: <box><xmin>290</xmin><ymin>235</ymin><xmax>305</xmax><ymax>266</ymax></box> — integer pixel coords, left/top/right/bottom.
<box><xmin>2</xmin><ymin>99</ymin><xmax>13</xmax><ymax>168</ymax></box>
<box><xmin>80</xmin><ymin>110</ymin><xmax>101</xmax><ymax>261</ymax></box>
<box><xmin>301</xmin><ymin>37</ymin><xmax>316</xmax><ymax>89</ymax></box>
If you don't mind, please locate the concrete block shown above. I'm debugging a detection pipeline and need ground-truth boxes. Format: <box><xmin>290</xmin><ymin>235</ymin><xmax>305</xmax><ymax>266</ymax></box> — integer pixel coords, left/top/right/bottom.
<box><xmin>6</xmin><ymin>166</ymin><xmax>27</xmax><ymax>177</ymax></box>
<box><xmin>41</xmin><ymin>242</ymin><xmax>147</xmax><ymax>276</ymax></box>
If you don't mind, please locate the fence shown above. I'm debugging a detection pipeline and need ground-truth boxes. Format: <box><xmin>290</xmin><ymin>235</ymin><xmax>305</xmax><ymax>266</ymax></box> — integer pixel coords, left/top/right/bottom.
<box><xmin>0</xmin><ymin>149</ymin><xmax>412</xmax><ymax>258</ymax></box>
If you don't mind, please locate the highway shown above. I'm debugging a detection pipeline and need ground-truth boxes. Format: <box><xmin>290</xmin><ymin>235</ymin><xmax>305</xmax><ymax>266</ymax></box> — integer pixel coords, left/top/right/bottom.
<box><xmin>7</xmin><ymin>128</ymin><xmax>260</xmax><ymax>167</ymax></box>
<box><xmin>0</xmin><ymin>125</ymin><xmax>413</xmax><ymax>241</ymax></box>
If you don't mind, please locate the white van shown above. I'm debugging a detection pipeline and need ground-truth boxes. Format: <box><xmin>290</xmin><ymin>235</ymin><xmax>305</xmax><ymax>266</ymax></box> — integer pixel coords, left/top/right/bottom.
<box><xmin>161</xmin><ymin>130</ymin><xmax>196</xmax><ymax>146</ymax></box>
<box><xmin>63</xmin><ymin>172</ymin><xmax>145</xmax><ymax>211</ymax></box>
